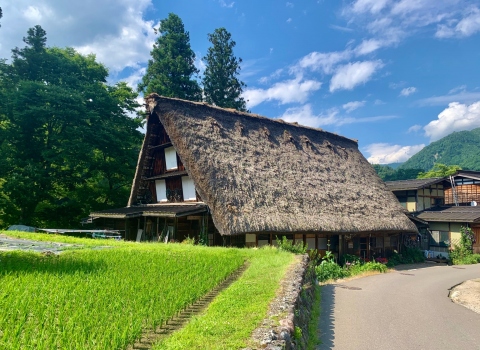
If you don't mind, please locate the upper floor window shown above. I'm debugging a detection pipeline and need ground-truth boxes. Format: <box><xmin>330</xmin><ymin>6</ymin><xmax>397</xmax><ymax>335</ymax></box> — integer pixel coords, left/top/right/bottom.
<box><xmin>165</xmin><ymin>146</ymin><xmax>178</xmax><ymax>170</ymax></box>
<box><xmin>182</xmin><ymin>176</ymin><xmax>197</xmax><ymax>201</ymax></box>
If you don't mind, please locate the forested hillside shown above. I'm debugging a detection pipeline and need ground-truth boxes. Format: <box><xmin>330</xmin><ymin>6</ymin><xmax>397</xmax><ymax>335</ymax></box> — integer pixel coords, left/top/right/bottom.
<box><xmin>399</xmin><ymin>128</ymin><xmax>480</xmax><ymax>171</ymax></box>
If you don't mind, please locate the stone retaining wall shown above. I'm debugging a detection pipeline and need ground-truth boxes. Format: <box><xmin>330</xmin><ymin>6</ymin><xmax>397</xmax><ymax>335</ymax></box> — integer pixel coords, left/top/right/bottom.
<box><xmin>245</xmin><ymin>254</ymin><xmax>317</xmax><ymax>350</ymax></box>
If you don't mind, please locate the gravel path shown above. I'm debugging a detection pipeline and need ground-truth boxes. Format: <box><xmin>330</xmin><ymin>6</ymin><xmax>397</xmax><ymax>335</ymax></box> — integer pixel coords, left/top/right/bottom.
<box><xmin>449</xmin><ymin>278</ymin><xmax>480</xmax><ymax>314</ymax></box>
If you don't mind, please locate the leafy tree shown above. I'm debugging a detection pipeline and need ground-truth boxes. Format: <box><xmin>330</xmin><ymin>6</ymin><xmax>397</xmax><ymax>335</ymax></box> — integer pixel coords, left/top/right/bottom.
<box><xmin>138</xmin><ymin>13</ymin><xmax>201</xmax><ymax>101</ymax></box>
<box><xmin>0</xmin><ymin>26</ymin><xmax>142</xmax><ymax>227</ymax></box>
<box><xmin>202</xmin><ymin>27</ymin><xmax>247</xmax><ymax>111</ymax></box>
<box><xmin>0</xmin><ymin>7</ymin><xmax>3</xmax><ymax>27</ymax></box>
<box><xmin>372</xmin><ymin>164</ymin><xmax>423</xmax><ymax>181</ymax></box>
<box><xmin>417</xmin><ymin>163</ymin><xmax>461</xmax><ymax>179</ymax></box>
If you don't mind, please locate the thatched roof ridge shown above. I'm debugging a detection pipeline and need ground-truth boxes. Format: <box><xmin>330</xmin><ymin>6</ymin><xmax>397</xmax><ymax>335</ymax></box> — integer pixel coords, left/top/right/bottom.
<box><xmin>140</xmin><ymin>94</ymin><xmax>417</xmax><ymax>236</ymax></box>
<box><xmin>144</xmin><ymin>95</ymin><xmax>358</xmax><ymax>145</ymax></box>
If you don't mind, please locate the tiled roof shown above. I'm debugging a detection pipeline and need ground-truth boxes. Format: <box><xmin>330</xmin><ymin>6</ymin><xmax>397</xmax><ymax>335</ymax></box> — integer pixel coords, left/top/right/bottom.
<box><xmin>416</xmin><ymin>206</ymin><xmax>480</xmax><ymax>223</ymax></box>
<box><xmin>385</xmin><ymin>178</ymin><xmax>444</xmax><ymax>191</ymax></box>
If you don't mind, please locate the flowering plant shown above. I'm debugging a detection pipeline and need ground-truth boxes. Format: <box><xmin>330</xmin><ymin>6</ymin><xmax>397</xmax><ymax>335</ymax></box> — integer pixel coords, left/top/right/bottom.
<box><xmin>375</xmin><ymin>257</ymin><xmax>388</xmax><ymax>264</ymax></box>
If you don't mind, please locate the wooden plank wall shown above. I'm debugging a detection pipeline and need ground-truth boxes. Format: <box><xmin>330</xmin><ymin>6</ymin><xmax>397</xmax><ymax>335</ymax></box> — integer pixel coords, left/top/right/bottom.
<box><xmin>445</xmin><ymin>185</ymin><xmax>480</xmax><ymax>204</ymax></box>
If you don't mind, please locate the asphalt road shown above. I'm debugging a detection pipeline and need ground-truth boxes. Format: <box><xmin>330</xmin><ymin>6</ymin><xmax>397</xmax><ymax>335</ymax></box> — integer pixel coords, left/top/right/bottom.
<box><xmin>318</xmin><ymin>264</ymin><xmax>480</xmax><ymax>350</ymax></box>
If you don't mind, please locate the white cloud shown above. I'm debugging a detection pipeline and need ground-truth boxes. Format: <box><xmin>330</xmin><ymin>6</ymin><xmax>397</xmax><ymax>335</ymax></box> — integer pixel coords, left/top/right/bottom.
<box><xmin>436</xmin><ymin>7</ymin><xmax>480</xmax><ymax>38</ymax></box>
<box><xmin>330</xmin><ymin>24</ymin><xmax>354</xmax><ymax>32</ymax></box>
<box><xmin>342</xmin><ymin>100</ymin><xmax>366</xmax><ymax>113</ymax></box>
<box><xmin>330</xmin><ymin>60</ymin><xmax>383</xmax><ymax>92</ymax></box>
<box><xmin>286</xmin><ymin>2</ymin><xmax>294</xmax><ymax>8</ymax></box>
<box><xmin>279</xmin><ymin>104</ymin><xmax>396</xmax><ymax>128</ymax></box>
<box><xmin>400</xmin><ymin>86</ymin><xmax>417</xmax><ymax>96</ymax></box>
<box><xmin>243</xmin><ymin>77</ymin><xmax>322</xmax><ymax>108</ymax></box>
<box><xmin>123</xmin><ymin>67</ymin><xmax>146</xmax><ymax>89</ymax></box>
<box><xmin>354</xmin><ymin>39</ymin><xmax>383</xmax><ymax>55</ymax></box>
<box><xmin>296</xmin><ymin>50</ymin><xmax>352</xmax><ymax>74</ymax></box>
<box><xmin>408</xmin><ymin>124</ymin><xmax>422</xmax><ymax>133</ymax></box>
<box><xmin>365</xmin><ymin>143</ymin><xmax>425</xmax><ymax>164</ymax></box>
<box><xmin>351</xmin><ymin>0</ymin><xmax>390</xmax><ymax>14</ymax></box>
<box><xmin>1</xmin><ymin>0</ymin><xmax>156</xmax><ymax>73</ymax></box>
<box><xmin>286</xmin><ymin>18</ymin><xmax>292</xmax><ymax>23</ymax></box>
<box><xmin>417</xmin><ymin>91</ymin><xmax>480</xmax><ymax>106</ymax></box>
<box><xmin>219</xmin><ymin>0</ymin><xmax>235</xmax><ymax>8</ymax></box>
<box><xmin>423</xmin><ymin>101</ymin><xmax>480</xmax><ymax>141</ymax></box>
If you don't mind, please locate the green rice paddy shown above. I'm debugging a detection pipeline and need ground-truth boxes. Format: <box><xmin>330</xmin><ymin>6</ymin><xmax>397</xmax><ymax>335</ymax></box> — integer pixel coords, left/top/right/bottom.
<box><xmin>0</xmin><ymin>233</ymin><xmax>294</xmax><ymax>349</ymax></box>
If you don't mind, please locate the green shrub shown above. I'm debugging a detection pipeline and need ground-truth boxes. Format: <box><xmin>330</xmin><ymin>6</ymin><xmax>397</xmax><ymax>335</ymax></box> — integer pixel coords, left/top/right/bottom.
<box><xmin>340</xmin><ymin>254</ymin><xmax>361</xmax><ymax>266</ymax></box>
<box><xmin>450</xmin><ymin>226</ymin><xmax>478</xmax><ymax>265</ymax></box>
<box><xmin>276</xmin><ymin>236</ymin><xmax>307</xmax><ymax>254</ymax></box>
<box><xmin>386</xmin><ymin>247</ymin><xmax>424</xmax><ymax>267</ymax></box>
<box><xmin>315</xmin><ymin>261</ymin><xmax>348</xmax><ymax>282</ymax></box>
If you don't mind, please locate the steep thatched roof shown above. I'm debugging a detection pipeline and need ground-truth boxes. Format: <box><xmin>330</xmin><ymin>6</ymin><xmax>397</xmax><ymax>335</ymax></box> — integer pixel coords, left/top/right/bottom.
<box><xmin>132</xmin><ymin>94</ymin><xmax>417</xmax><ymax>236</ymax></box>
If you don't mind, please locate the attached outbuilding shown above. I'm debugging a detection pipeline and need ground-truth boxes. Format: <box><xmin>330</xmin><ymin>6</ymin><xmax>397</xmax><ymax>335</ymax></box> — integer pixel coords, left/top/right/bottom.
<box><xmin>91</xmin><ymin>95</ymin><xmax>417</xmax><ymax>259</ymax></box>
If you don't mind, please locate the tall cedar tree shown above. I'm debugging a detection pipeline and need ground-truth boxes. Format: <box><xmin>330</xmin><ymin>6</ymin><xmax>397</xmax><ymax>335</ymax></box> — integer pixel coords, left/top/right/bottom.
<box><xmin>0</xmin><ymin>26</ymin><xmax>142</xmax><ymax>227</ymax></box>
<box><xmin>202</xmin><ymin>27</ymin><xmax>247</xmax><ymax>111</ymax></box>
<box><xmin>138</xmin><ymin>13</ymin><xmax>201</xmax><ymax>101</ymax></box>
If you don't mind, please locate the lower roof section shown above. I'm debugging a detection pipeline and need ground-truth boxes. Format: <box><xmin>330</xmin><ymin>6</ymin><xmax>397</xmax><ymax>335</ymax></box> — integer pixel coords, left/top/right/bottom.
<box><xmin>90</xmin><ymin>203</ymin><xmax>207</xmax><ymax>219</ymax></box>
<box><xmin>417</xmin><ymin>206</ymin><xmax>480</xmax><ymax>223</ymax></box>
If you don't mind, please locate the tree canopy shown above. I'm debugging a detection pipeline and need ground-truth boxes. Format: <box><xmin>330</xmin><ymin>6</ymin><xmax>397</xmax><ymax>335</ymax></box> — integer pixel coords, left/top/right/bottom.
<box><xmin>202</xmin><ymin>27</ymin><xmax>247</xmax><ymax>111</ymax></box>
<box><xmin>0</xmin><ymin>25</ymin><xmax>142</xmax><ymax>228</ymax></box>
<box><xmin>138</xmin><ymin>13</ymin><xmax>201</xmax><ymax>101</ymax></box>
<box><xmin>417</xmin><ymin>163</ymin><xmax>461</xmax><ymax>179</ymax></box>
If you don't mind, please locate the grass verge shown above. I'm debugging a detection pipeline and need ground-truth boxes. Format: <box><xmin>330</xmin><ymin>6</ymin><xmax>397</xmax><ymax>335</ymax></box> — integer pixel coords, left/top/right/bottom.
<box><xmin>153</xmin><ymin>247</ymin><xmax>294</xmax><ymax>350</ymax></box>
<box><xmin>307</xmin><ymin>283</ymin><xmax>321</xmax><ymax>350</ymax></box>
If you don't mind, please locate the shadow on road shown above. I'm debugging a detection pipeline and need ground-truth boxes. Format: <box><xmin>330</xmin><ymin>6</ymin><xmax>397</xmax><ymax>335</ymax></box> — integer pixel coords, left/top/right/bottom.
<box><xmin>317</xmin><ymin>284</ymin><xmax>335</xmax><ymax>349</ymax></box>
<box><xmin>391</xmin><ymin>262</ymin><xmax>448</xmax><ymax>271</ymax></box>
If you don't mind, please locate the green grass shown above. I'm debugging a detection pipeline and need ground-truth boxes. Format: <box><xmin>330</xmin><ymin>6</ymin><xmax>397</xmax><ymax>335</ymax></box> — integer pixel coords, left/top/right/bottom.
<box><xmin>0</xmin><ymin>241</ymin><xmax>244</xmax><ymax>349</ymax></box>
<box><xmin>0</xmin><ymin>232</ymin><xmax>296</xmax><ymax>349</ymax></box>
<box><xmin>153</xmin><ymin>247</ymin><xmax>294</xmax><ymax>349</ymax></box>
<box><xmin>307</xmin><ymin>283</ymin><xmax>321</xmax><ymax>350</ymax></box>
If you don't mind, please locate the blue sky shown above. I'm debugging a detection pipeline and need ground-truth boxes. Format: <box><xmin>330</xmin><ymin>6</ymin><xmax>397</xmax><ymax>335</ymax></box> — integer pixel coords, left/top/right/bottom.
<box><xmin>2</xmin><ymin>0</ymin><xmax>480</xmax><ymax>164</ymax></box>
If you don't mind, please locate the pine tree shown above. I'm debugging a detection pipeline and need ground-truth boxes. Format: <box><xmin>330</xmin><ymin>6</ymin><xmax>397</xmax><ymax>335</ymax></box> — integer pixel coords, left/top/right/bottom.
<box><xmin>138</xmin><ymin>13</ymin><xmax>201</xmax><ymax>101</ymax></box>
<box><xmin>202</xmin><ymin>27</ymin><xmax>247</xmax><ymax>111</ymax></box>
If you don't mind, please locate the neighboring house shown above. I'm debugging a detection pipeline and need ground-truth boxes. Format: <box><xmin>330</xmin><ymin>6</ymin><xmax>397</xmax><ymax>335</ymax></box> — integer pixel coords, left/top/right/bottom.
<box><xmin>91</xmin><ymin>95</ymin><xmax>417</xmax><ymax>258</ymax></box>
<box><xmin>385</xmin><ymin>171</ymin><xmax>480</xmax><ymax>256</ymax></box>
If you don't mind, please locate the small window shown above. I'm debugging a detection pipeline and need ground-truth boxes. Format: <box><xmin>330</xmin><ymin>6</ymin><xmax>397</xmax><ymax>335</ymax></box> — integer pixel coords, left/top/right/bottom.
<box><xmin>165</xmin><ymin>147</ymin><xmax>178</xmax><ymax>170</ymax></box>
<box><xmin>182</xmin><ymin>176</ymin><xmax>196</xmax><ymax>201</ymax></box>
<box><xmin>155</xmin><ymin>180</ymin><xmax>167</xmax><ymax>202</ymax></box>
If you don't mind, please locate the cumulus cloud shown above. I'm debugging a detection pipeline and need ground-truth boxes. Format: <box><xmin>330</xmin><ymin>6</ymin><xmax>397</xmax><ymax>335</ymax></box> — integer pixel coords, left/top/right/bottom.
<box><xmin>330</xmin><ymin>60</ymin><xmax>384</xmax><ymax>92</ymax></box>
<box><xmin>0</xmin><ymin>0</ymin><xmax>156</xmax><ymax>73</ymax></box>
<box><xmin>365</xmin><ymin>143</ymin><xmax>425</xmax><ymax>164</ymax></box>
<box><xmin>423</xmin><ymin>101</ymin><xmax>480</xmax><ymax>141</ymax></box>
<box><xmin>342</xmin><ymin>100</ymin><xmax>366</xmax><ymax>113</ymax></box>
<box><xmin>400</xmin><ymin>86</ymin><xmax>417</xmax><ymax>96</ymax></box>
<box><xmin>243</xmin><ymin>77</ymin><xmax>322</xmax><ymax>109</ymax></box>
<box><xmin>354</xmin><ymin>39</ymin><xmax>383</xmax><ymax>55</ymax></box>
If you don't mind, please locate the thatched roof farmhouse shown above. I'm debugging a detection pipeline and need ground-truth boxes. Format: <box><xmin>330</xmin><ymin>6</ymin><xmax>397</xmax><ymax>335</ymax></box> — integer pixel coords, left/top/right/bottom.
<box><xmin>91</xmin><ymin>94</ymin><xmax>416</xmax><ymax>258</ymax></box>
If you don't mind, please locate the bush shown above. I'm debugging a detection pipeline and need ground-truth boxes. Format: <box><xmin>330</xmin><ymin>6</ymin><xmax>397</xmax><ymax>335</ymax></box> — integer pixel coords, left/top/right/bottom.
<box><xmin>450</xmin><ymin>226</ymin><xmax>478</xmax><ymax>265</ymax></box>
<box><xmin>340</xmin><ymin>253</ymin><xmax>361</xmax><ymax>266</ymax></box>
<box><xmin>316</xmin><ymin>261</ymin><xmax>348</xmax><ymax>282</ymax></box>
<box><xmin>276</xmin><ymin>236</ymin><xmax>307</xmax><ymax>254</ymax></box>
<box><xmin>386</xmin><ymin>247</ymin><xmax>424</xmax><ymax>267</ymax></box>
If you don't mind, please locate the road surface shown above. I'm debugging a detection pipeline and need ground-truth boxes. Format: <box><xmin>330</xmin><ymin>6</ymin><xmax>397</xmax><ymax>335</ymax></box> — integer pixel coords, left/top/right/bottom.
<box><xmin>318</xmin><ymin>263</ymin><xmax>480</xmax><ymax>350</ymax></box>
